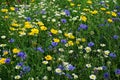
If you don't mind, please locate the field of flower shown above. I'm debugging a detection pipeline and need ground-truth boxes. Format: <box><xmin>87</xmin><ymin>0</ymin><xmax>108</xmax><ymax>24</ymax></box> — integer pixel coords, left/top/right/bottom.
<box><xmin>0</xmin><ymin>0</ymin><xmax>120</xmax><ymax>80</ymax></box>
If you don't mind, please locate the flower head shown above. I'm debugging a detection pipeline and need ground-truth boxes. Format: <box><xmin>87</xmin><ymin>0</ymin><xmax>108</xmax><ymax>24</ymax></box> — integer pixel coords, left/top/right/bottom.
<box><xmin>88</xmin><ymin>42</ymin><xmax>94</xmax><ymax>47</ymax></box>
<box><xmin>45</xmin><ymin>55</ymin><xmax>52</xmax><ymax>61</ymax></box>
<box><xmin>109</xmin><ymin>53</ymin><xmax>117</xmax><ymax>58</ymax></box>
<box><xmin>115</xmin><ymin>69</ymin><xmax>120</xmax><ymax>75</ymax></box>
<box><xmin>64</xmin><ymin>10</ymin><xmax>70</xmax><ymax>16</ymax></box>
<box><xmin>113</xmin><ymin>35</ymin><xmax>119</xmax><ymax>39</ymax></box>
<box><xmin>89</xmin><ymin>74</ymin><xmax>96</xmax><ymax>80</ymax></box>
<box><xmin>78</xmin><ymin>24</ymin><xmax>88</xmax><ymax>30</ymax></box>
<box><xmin>61</xmin><ymin>19</ymin><xmax>67</xmax><ymax>23</ymax></box>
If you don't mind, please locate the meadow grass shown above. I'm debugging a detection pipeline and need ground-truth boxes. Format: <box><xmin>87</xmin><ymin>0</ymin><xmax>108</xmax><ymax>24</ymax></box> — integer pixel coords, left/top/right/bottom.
<box><xmin>0</xmin><ymin>0</ymin><xmax>120</xmax><ymax>80</ymax></box>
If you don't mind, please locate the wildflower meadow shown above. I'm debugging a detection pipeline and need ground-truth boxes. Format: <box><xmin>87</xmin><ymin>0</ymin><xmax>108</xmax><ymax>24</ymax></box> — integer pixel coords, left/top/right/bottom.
<box><xmin>0</xmin><ymin>0</ymin><xmax>120</xmax><ymax>80</ymax></box>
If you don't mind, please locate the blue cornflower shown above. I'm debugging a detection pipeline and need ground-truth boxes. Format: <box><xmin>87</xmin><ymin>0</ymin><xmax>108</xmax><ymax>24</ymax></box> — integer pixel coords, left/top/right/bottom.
<box><xmin>117</xmin><ymin>12</ymin><xmax>120</xmax><ymax>16</ymax></box>
<box><xmin>102</xmin><ymin>66</ymin><xmax>107</xmax><ymax>70</ymax></box>
<box><xmin>113</xmin><ymin>35</ymin><xmax>119</xmax><ymax>39</ymax></box>
<box><xmin>17</xmin><ymin>62</ymin><xmax>24</xmax><ymax>67</ymax></box>
<box><xmin>22</xmin><ymin>66</ymin><xmax>31</xmax><ymax>73</ymax></box>
<box><xmin>68</xmin><ymin>64</ymin><xmax>75</xmax><ymax>71</ymax></box>
<box><xmin>103</xmin><ymin>72</ymin><xmax>109</xmax><ymax>79</ymax></box>
<box><xmin>17</xmin><ymin>52</ymin><xmax>26</xmax><ymax>59</ymax></box>
<box><xmin>65</xmin><ymin>74</ymin><xmax>73</xmax><ymax>79</ymax></box>
<box><xmin>9</xmin><ymin>38</ymin><xmax>15</xmax><ymax>43</ymax></box>
<box><xmin>58</xmin><ymin>65</ymin><xmax>64</xmax><ymax>70</ymax></box>
<box><xmin>15</xmin><ymin>8</ymin><xmax>19</xmax><ymax>11</ymax></box>
<box><xmin>5</xmin><ymin>58</ymin><xmax>11</xmax><ymax>64</ymax></box>
<box><xmin>109</xmin><ymin>53</ymin><xmax>117</xmax><ymax>58</ymax></box>
<box><xmin>64</xmin><ymin>10</ymin><xmax>70</xmax><ymax>16</ymax></box>
<box><xmin>78</xmin><ymin>24</ymin><xmax>88</xmax><ymax>30</ymax></box>
<box><xmin>51</xmin><ymin>42</ymin><xmax>58</xmax><ymax>47</ymax></box>
<box><xmin>41</xmin><ymin>9</ymin><xmax>46</xmax><ymax>14</ymax></box>
<box><xmin>88</xmin><ymin>42</ymin><xmax>94</xmax><ymax>47</ymax></box>
<box><xmin>61</xmin><ymin>19</ymin><xmax>67</xmax><ymax>23</ymax></box>
<box><xmin>61</xmin><ymin>39</ymin><xmax>67</xmax><ymax>44</ymax></box>
<box><xmin>115</xmin><ymin>69</ymin><xmax>120</xmax><ymax>75</ymax></box>
<box><xmin>26</xmin><ymin>17</ymin><xmax>31</xmax><ymax>21</ymax></box>
<box><xmin>37</xmin><ymin>47</ymin><xmax>44</xmax><ymax>53</ymax></box>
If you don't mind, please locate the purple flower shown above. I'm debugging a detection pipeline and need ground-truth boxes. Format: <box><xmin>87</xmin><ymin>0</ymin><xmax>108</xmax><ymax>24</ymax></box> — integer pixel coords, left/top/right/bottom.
<box><xmin>26</xmin><ymin>17</ymin><xmax>31</xmax><ymax>21</ymax></box>
<box><xmin>61</xmin><ymin>19</ymin><xmax>67</xmax><ymax>23</ymax></box>
<box><xmin>41</xmin><ymin>9</ymin><xmax>46</xmax><ymax>14</ymax></box>
<box><xmin>5</xmin><ymin>58</ymin><xmax>11</xmax><ymax>64</ymax></box>
<box><xmin>117</xmin><ymin>12</ymin><xmax>120</xmax><ymax>16</ymax></box>
<box><xmin>51</xmin><ymin>42</ymin><xmax>58</xmax><ymax>47</ymax></box>
<box><xmin>88</xmin><ymin>42</ymin><xmax>94</xmax><ymax>47</ymax></box>
<box><xmin>98</xmin><ymin>24</ymin><xmax>105</xmax><ymax>27</ymax></box>
<box><xmin>64</xmin><ymin>10</ymin><xmax>70</xmax><ymax>16</ymax></box>
<box><xmin>115</xmin><ymin>6</ymin><xmax>120</xmax><ymax>9</ymax></box>
<box><xmin>17</xmin><ymin>62</ymin><xmax>24</xmax><ymax>67</ymax></box>
<box><xmin>9</xmin><ymin>38</ymin><xmax>15</xmax><ymax>43</ymax></box>
<box><xmin>78</xmin><ymin>24</ymin><xmax>88</xmax><ymax>30</ymax></box>
<box><xmin>17</xmin><ymin>52</ymin><xmax>26</xmax><ymax>59</ymax></box>
<box><xmin>113</xmin><ymin>35</ymin><xmax>119</xmax><ymax>39</ymax></box>
<box><xmin>37</xmin><ymin>47</ymin><xmax>44</xmax><ymax>53</ymax></box>
<box><xmin>58</xmin><ymin>65</ymin><xmax>64</xmax><ymax>70</ymax></box>
<box><xmin>68</xmin><ymin>64</ymin><xmax>75</xmax><ymax>71</ymax></box>
<box><xmin>65</xmin><ymin>74</ymin><xmax>73</xmax><ymax>79</ymax></box>
<box><xmin>61</xmin><ymin>39</ymin><xmax>67</xmax><ymax>44</ymax></box>
<box><xmin>102</xmin><ymin>66</ymin><xmax>107</xmax><ymax>70</ymax></box>
<box><xmin>115</xmin><ymin>69</ymin><xmax>120</xmax><ymax>75</ymax></box>
<box><xmin>103</xmin><ymin>72</ymin><xmax>109</xmax><ymax>79</ymax></box>
<box><xmin>15</xmin><ymin>8</ymin><xmax>19</xmax><ymax>11</ymax></box>
<box><xmin>22</xmin><ymin>66</ymin><xmax>31</xmax><ymax>73</ymax></box>
<box><xmin>109</xmin><ymin>53</ymin><xmax>116</xmax><ymax>58</ymax></box>
<box><xmin>112</xmin><ymin>18</ymin><xmax>120</xmax><ymax>21</ymax></box>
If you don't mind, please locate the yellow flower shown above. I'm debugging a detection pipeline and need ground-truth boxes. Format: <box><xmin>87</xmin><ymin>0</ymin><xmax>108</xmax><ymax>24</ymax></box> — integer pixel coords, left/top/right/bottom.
<box><xmin>68</xmin><ymin>41</ymin><xmax>74</xmax><ymax>46</ymax></box>
<box><xmin>0</xmin><ymin>58</ymin><xmax>6</xmax><ymax>64</ymax></box>
<box><xmin>50</xmin><ymin>29</ymin><xmax>58</xmax><ymax>34</ymax></box>
<box><xmin>10</xmin><ymin>27</ymin><xmax>16</xmax><ymax>31</ymax></box>
<box><xmin>31</xmin><ymin>28</ymin><xmax>39</xmax><ymax>34</ymax></box>
<box><xmin>53</xmin><ymin>38</ymin><xmax>60</xmax><ymax>43</ymax></box>
<box><xmin>24</xmin><ymin>22</ymin><xmax>32</xmax><ymax>28</ymax></box>
<box><xmin>81</xmin><ymin>38</ymin><xmax>86</xmax><ymax>42</ymax></box>
<box><xmin>45</xmin><ymin>55</ymin><xmax>52</xmax><ymax>61</ymax></box>
<box><xmin>1</xmin><ymin>9</ymin><xmax>8</xmax><ymax>13</ymax></box>
<box><xmin>77</xmin><ymin>4</ymin><xmax>81</xmax><ymax>7</ymax></box>
<box><xmin>68</xmin><ymin>34</ymin><xmax>75</xmax><ymax>39</ymax></box>
<box><xmin>111</xmin><ymin>12</ymin><xmax>117</xmax><ymax>17</ymax></box>
<box><xmin>40</xmin><ymin>26</ymin><xmax>47</xmax><ymax>31</ymax></box>
<box><xmin>100</xmin><ymin>8</ymin><xmax>106</xmax><ymax>11</ymax></box>
<box><xmin>87</xmin><ymin>0</ymin><xmax>92</xmax><ymax>4</ymax></box>
<box><xmin>37</xmin><ymin>22</ymin><xmax>44</xmax><ymax>26</ymax></box>
<box><xmin>107</xmin><ymin>18</ymin><xmax>113</xmax><ymax>23</ymax></box>
<box><xmin>70</xmin><ymin>3</ymin><xmax>75</xmax><ymax>7</ymax></box>
<box><xmin>83</xmin><ymin>8</ymin><xmax>90</xmax><ymax>12</ymax></box>
<box><xmin>11</xmin><ymin>23</ymin><xmax>19</xmax><ymax>27</ymax></box>
<box><xmin>80</xmin><ymin>15</ymin><xmax>87</xmax><ymax>22</ymax></box>
<box><xmin>10</xmin><ymin>7</ymin><xmax>15</xmax><ymax>11</ymax></box>
<box><xmin>19</xmin><ymin>31</ymin><xmax>26</xmax><ymax>36</ymax></box>
<box><xmin>90</xmin><ymin>10</ymin><xmax>98</xmax><ymax>15</ymax></box>
<box><xmin>64</xmin><ymin>33</ymin><xmax>69</xmax><ymax>37</ymax></box>
<box><xmin>31</xmin><ymin>0</ymin><xmax>35</xmax><ymax>2</ymax></box>
<box><xmin>12</xmin><ymin>48</ymin><xmax>20</xmax><ymax>54</ymax></box>
<box><xmin>4</xmin><ymin>16</ymin><xmax>9</xmax><ymax>19</ymax></box>
<box><xmin>68</xmin><ymin>0</ymin><xmax>72</xmax><ymax>2</ymax></box>
<box><xmin>24</xmin><ymin>24</ymin><xmax>32</xmax><ymax>28</ymax></box>
<box><xmin>76</xmin><ymin>38</ymin><xmax>81</xmax><ymax>44</ymax></box>
<box><xmin>106</xmin><ymin>11</ymin><xmax>111</xmax><ymax>14</ymax></box>
<box><xmin>3</xmin><ymin>51</ymin><xmax>9</xmax><ymax>55</ymax></box>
